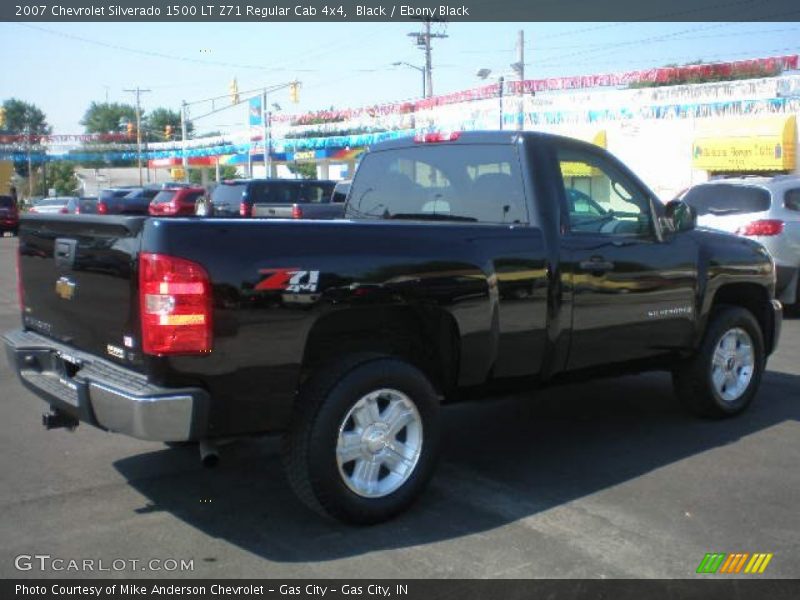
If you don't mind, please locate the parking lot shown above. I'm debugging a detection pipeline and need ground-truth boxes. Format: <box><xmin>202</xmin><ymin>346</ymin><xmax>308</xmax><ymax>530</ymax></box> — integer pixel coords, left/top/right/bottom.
<box><xmin>0</xmin><ymin>233</ymin><xmax>798</xmax><ymax>579</ymax></box>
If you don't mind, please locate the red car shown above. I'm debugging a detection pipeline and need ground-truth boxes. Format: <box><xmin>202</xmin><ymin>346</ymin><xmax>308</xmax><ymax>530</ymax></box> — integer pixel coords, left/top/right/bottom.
<box><xmin>0</xmin><ymin>195</ymin><xmax>19</xmax><ymax>235</ymax></box>
<box><xmin>148</xmin><ymin>186</ymin><xmax>206</xmax><ymax>217</ymax></box>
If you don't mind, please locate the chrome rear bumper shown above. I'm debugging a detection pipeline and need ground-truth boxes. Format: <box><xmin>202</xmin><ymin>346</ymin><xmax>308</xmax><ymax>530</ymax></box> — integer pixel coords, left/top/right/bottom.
<box><xmin>3</xmin><ymin>329</ymin><xmax>209</xmax><ymax>442</ymax></box>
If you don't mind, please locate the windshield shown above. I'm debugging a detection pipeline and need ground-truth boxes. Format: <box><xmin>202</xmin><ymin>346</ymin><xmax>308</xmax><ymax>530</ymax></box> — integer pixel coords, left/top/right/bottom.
<box><xmin>152</xmin><ymin>190</ymin><xmax>177</xmax><ymax>205</ymax></box>
<box><xmin>684</xmin><ymin>184</ymin><xmax>771</xmax><ymax>216</ymax></box>
<box><xmin>212</xmin><ymin>183</ymin><xmax>246</xmax><ymax>208</ymax></box>
<box><xmin>0</xmin><ymin>196</ymin><xmax>15</xmax><ymax>209</ymax></box>
<box><xmin>35</xmin><ymin>198</ymin><xmax>71</xmax><ymax>207</ymax></box>
<box><xmin>346</xmin><ymin>144</ymin><xmax>528</xmax><ymax>224</ymax></box>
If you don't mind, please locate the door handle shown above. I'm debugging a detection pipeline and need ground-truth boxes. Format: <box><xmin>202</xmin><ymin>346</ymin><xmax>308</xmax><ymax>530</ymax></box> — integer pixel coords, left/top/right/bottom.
<box><xmin>579</xmin><ymin>257</ymin><xmax>615</xmax><ymax>273</ymax></box>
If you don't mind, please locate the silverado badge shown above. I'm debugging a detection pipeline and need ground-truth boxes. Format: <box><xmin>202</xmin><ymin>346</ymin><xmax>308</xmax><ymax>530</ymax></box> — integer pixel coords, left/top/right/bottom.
<box><xmin>55</xmin><ymin>276</ymin><xmax>76</xmax><ymax>300</ymax></box>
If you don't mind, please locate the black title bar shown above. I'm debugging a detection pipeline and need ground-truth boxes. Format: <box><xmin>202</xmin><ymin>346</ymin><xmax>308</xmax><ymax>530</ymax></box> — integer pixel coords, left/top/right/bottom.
<box><xmin>5</xmin><ymin>580</ymin><xmax>800</xmax><ymax>600</ymax></box>
<box><xmin>3</xmin><ymin>0</ymin><xmax>800</xmax><ymax>21</ymax></box>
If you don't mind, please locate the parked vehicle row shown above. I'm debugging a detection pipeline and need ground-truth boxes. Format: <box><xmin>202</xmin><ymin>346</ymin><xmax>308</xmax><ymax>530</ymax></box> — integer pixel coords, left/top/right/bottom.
<box><xmin>201</xmin><ymin>178</ymin><xmax>340</xmax><ymax>219</ymax></box>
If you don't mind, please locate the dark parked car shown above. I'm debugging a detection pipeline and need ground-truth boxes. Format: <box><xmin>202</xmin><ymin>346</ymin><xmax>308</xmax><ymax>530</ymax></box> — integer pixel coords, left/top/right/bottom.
<box><xmin>209</xmin><ymin>179</ymin><xmax>338</xmax><ymax>219</ymax></box>
<box><xmin>0</xmin><ymin>195</ymin><xmax>19</xmax><ymax>235</ymax></box>
<box><xmin>74</xmin><ymin>197</ymin><xmax>99</xmax><ymax>214</ymax></box>
<box><xmin>149</xmin><ymin>186</ymin><xmax>206</xmax><ymax>217</ymax></box>
<box><xmin>5</xmin><ymin>131</ymin><xmax>782</xmax><ymax>524</ymax></box>
<box><xmin>97</xmin><ymin>187</ymin><xmax>158</xmax><ymax>215</ymax></box>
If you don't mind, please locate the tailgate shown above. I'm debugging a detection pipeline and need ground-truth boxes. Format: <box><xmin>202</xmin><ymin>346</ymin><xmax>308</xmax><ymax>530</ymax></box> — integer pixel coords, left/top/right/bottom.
<box><xmin>18</xmin><ymin>214</ymin><xmax>146</xmax><ymax>371</ymax></box>
<box><xmin>251</xmin><ymin>203</ymin><xmax>295</xmax><ymax>218</ymax></box>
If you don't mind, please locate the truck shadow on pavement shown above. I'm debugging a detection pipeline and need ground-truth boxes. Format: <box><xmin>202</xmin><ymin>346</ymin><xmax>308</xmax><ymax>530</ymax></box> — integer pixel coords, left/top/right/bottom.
<box><xmin>114</xmin><ymin>370</ymin><xmax>800</xmax><ymax>563</ymax></box>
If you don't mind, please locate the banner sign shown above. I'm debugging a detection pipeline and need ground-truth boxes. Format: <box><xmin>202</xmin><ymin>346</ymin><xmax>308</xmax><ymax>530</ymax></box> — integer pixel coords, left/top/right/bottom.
<box><xmin>249</xmin><ymin>97</ymin><xmax>263</xmax><ymax>127</ymax></box>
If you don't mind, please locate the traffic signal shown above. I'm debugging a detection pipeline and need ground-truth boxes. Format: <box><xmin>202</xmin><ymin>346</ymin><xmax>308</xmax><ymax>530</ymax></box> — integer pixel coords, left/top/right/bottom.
<box><xmin>164</xmin><ymin>125</ymin><xmax>173</xmax><ymax>139</ymax></box>
<box><xmin>289</xmin><ymin>82</ymin><xmax>300</xmax><ymax>104</ymax></box>
<box><xmin>230</xmin><ymin>78</ymin><xmax>240</xmax><ymax>105</ymax></box>
<box><xmin>126</xmin><ymin>122</ymin><xmax>135</xmax><ymax>137</ymax></box>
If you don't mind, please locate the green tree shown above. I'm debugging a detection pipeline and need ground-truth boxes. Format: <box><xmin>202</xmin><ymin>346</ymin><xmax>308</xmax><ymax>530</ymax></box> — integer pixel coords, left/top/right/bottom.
<box><xmin>188</xmin><ymin>165</ymin><xmax>240</xmax><ymax>185</ymax></box>
<box><xmin>146</xmin><ymin>107</ymin><xmax>193</xmax><ymax>140</ymax></box>
<box><xmin>48</xmin><ymin>161</ymin><xmax>79</xmax><ymax>196</ymax></box>
<box><xmin>38</xmin><ymin>162</ymin><xmax>78</xmax><ymax>196</ymax></box>
<box><xmin>80</xmin><ymin>101</ymin><xmax>137</xmax><ymax>134</ymax></box>
<box><xmin>287</xmin><ymin>162</ymin><xmax>318</xmax><ymax>179</ymax></box>
<box><xmin>1</xmin><ymin>98</ymin><xmax>51</xmax><ymax>178</ymax></box>
<box><xmin>1</xmin><ymin>98</ymin><xmax>50</xmax><ymax>135</ymax></box>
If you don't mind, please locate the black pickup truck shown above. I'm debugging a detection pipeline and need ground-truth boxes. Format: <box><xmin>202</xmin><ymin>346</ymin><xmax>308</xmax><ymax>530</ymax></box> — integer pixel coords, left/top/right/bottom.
<box><xmin>4</xmin><ymin>132</ymin><xmax>782</xmax><ymax>524</ymax></box>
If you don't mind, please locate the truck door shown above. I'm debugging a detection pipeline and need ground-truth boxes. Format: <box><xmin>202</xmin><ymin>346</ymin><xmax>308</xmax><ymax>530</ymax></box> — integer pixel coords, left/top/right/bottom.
<box><xmin>552</xmin><ymin>140</ymin><xmax>697</xmax><ymax>370</ymax></box>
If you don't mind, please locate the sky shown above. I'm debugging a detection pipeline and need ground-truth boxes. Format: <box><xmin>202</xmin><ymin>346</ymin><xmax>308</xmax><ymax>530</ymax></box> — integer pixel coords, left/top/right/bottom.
<box><xmin>1</xmin><ymin>21</ymin><xmax>799</xmax><ymax>135</ymax></box>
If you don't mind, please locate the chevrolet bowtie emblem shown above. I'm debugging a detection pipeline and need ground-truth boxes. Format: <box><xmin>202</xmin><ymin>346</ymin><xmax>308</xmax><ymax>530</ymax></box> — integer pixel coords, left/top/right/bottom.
<box><xmin>55</xmin><ymin>277</ymin><xmax>76</xmax><ymax>300</ymax></box>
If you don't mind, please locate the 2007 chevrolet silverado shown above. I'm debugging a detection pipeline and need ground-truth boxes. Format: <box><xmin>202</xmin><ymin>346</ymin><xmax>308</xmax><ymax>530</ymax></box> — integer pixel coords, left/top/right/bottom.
<box><xmin>4</xmin><ymin>132</ymin><xmax>782</xmax><ymax>524</ymax></box>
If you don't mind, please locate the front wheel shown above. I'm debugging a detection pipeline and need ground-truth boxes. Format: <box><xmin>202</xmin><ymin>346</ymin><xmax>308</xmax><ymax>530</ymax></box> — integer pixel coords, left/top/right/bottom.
<box><xmin>283</xmin><ymin>355</ymin><xmax>440</xmax><ymax>524</ymax></box>
<box><xmin>673</xmin><ymin>306</ymin><xmax>765</xmax><ymax>418</ymax></box>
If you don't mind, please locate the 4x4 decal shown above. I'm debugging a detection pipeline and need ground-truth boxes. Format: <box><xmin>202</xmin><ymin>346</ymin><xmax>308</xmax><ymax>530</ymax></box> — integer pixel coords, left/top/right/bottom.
<box><xmin>256</xmin><ymin>269</ymin><xmax>320</xmax><ymax>293</ymax></box>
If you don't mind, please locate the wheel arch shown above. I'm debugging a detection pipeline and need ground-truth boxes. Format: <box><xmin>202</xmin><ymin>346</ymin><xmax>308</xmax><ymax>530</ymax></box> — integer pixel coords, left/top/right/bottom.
<box><xmin>300</xmin><ymin>305</ymin><xmax>460</xmax><ymax>399</ymax></box>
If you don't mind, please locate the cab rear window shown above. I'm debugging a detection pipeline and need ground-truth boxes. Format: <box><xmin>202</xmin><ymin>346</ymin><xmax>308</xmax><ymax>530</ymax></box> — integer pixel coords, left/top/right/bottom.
<box><xmin>345</xmin><ymin>144</ymin><xmax>528</xmax><ymax>224</ymax></box>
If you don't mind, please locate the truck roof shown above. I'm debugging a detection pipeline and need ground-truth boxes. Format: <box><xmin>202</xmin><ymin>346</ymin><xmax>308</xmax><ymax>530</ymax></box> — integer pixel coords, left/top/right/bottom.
<box><xmin>368</xmin><ymin>130</ymin><xmax>597</xmax><ymax>151</ymax></box>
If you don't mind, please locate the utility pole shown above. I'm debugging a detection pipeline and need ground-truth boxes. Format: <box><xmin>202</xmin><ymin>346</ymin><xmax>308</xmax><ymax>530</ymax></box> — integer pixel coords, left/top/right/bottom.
<box><xmin>180</xmin><ymin>100</ymin><xmax>189</xmax><ymax>182</ymax></box>
<box><xmin>262</xmin><ymin>90</ymin><xmax>271</xmax><ymax>178</ymax></box>
<box><xmin>124</xmin><ymin>86</ymin><xmax>151</xmax><ymax>186</ymax></box>
<box><xmin>516</xmin><ymin>30</ymin><xmax>525</xmax><ymax>130</ymax></box>
<box><xmin>407</xmin><ymin>19</ymin><xmax>447</xmax><ymax>98</ymax></box>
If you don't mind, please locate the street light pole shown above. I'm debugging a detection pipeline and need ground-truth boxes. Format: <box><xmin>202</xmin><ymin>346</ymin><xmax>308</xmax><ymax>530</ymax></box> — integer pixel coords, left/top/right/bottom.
<box><xmin>392</xmin><ymin>62</ymin><xmax>426</xmax><ymax>98</ymax></box>
<box><xmin>499</xmin><ymin>76</ymin><xmax>504</xmax><ymax>130</ymax></box>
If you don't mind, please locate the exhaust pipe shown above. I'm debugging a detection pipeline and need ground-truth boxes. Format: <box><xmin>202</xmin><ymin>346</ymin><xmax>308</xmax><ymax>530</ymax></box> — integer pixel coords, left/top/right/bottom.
<box><xmin>42</xmin><ymin>410</ymin><xmax>79</xmax><ymax>431</ymax></box>
<box><xmin>199</xmin><ymin>439</ymin><xmax>219</xmax><ymax>468</ymax></box>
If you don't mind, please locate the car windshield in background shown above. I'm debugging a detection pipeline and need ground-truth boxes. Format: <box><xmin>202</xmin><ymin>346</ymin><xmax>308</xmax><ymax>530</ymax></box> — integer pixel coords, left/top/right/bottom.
<box><xmin>152</xmin><ymin>190</ymin><xmax>177</xmax><ymax>205</ymax></box>
<box><xmin>35</xmin><ymin>198</ymin><xmax>70</xmax><ymax>206</ymax></box>
<box><xmin>684</xmin><ymin>184</ymin><xmax>771</xmax><ymax>216</ymax></box>
<box><xmin>212</xmin><ymin>183</ymin><xmax>246</xmax><ymax>207</ymax></box>
<box><xmin>0</xmin><ymin>196</ymin><xmax>15</xmax><ymax>208</ymax></box>
<box><xmin>345</xmin><ymin>144</ymin><xmax>528</xmax><ymax>224</ymax></box>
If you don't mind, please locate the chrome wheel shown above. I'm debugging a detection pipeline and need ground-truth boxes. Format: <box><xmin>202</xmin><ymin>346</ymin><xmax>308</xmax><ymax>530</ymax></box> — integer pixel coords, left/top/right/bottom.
<box><xmin>711</xmin><ymin>327</ymin><xmax>755</xmax><ymax>403</ymax></box>
<box><xmin>336</xmin><ymin>388</ymin><xmax>423</xmax><ymax>498</ymax></box>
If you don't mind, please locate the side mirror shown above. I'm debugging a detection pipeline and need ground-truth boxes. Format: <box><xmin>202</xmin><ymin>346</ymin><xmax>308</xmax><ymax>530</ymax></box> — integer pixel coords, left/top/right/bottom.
<box><xmin>664</xmin><ymin>199</ymin><xmax>696</xmax><ymax>233</ymax></box>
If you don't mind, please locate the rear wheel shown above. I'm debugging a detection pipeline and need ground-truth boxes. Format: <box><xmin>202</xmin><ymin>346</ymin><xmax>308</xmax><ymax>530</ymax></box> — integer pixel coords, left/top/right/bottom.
<box><xmin>673</xmin><ymin>306</ymin><xmax>765</xmax><ymax>418</ymax></box>
<box><xmin>283</xmin><ymin>355</ymin><xmax>440</xmax><ymax>524</ymax></box>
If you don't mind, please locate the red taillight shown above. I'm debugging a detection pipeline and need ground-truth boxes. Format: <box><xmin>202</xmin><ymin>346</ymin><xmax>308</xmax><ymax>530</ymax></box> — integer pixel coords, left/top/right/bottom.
<box><xmin>414</xmin><ymin>131</ymin><xmax>461</xmax><ymax>143</ymax></box>
<box><xmin>28</xmin><ymin>207</ymin><xmax>37</xmax><ymax>213</ymax></box>
<box><xmin>97</xmin><ymin>201</ymin><xmax>108</xmax><ymax>214</ymax></box>
<box><xmin>59</xmin><ymin>207</ymin><xmax>69</xmax><ymax>214</ymax></box>
<box><xmin>291</xmin><ymin>205</ymin><xmax>304</xmax><ymax>219</ymax></box>
<box><xmin>239</xmin><ymin>201</ymin><xmax>252</xmax><ymax>217</ymax></box>
<box><xmin>139</xmin><ymin>253</ymin><xmax>213</xmax><ymax>355</ymax></box>
<box><xmin>737</xmin><ymin>219</ymin><xmax>784</xmax><ymax>237</ymax></box>
<box><xmin>75</xmin><ymin>205</ymin><xmax>81</xmax><ymax>214</ymax></box>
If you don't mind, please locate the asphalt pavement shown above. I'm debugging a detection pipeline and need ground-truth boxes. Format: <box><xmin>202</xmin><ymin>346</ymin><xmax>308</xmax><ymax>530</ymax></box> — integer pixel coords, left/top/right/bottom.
<box><xmin>0</xmin><ymin>233</ymin><xmax>797</xmax><ymax>579</ymax></box>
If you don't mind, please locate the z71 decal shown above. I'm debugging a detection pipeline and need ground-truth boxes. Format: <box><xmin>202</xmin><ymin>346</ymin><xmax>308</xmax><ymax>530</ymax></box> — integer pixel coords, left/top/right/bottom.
<box><xmin>256</xmin><ymin>269</ymin><xmax>320</xmax><ymax>293</ymax></box>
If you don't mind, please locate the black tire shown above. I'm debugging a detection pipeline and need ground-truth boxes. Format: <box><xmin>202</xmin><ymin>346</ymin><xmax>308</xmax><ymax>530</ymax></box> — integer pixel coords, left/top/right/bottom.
<box><xmin>283</xmin><ymin>355</ymin><xmax>441</xmax><ymax>524</ymax></box>
<box><xmin>673</xmin><ymin>306</ymin><xmax>765</xmax><ymax>418</ymax></box>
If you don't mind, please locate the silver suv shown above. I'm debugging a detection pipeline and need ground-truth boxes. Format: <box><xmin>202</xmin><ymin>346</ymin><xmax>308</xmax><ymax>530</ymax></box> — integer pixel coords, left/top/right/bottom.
<box><xmin>683</xmin><ymin>176</ymin><xmax>800</xmax><ymax>305</ymax></box>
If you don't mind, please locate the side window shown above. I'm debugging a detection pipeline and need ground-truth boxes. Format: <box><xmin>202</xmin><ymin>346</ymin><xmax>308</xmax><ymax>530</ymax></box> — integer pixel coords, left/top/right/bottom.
<box><xmin>785</xmin><ymin>189</ymin><xmax>800</xmax><ymax>212</ymax></box>
<box><xmin>557</xmin><ymin>146</ymin><xmax>653</xmax><ymax>237</ymax></box>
